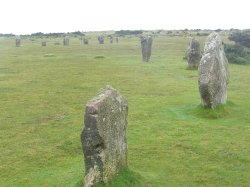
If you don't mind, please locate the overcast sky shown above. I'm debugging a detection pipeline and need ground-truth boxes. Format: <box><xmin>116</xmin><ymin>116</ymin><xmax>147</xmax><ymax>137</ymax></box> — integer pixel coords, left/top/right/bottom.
<box><xmin>1</xmin><ymin>0</ymin><xmax>249</xmax><ymax>35</ymax></box>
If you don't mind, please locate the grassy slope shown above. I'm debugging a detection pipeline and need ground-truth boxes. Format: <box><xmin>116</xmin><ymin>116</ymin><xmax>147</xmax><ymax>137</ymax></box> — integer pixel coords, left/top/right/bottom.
<box><xmin>0</xmin><ymin>35</ymin><xmax>249</xmax><ymax>187</ymax></box>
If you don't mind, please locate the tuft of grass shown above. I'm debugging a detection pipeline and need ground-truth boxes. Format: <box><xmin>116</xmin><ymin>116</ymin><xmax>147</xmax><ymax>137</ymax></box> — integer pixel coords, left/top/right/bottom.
<box><xmin>93</xmin><ymin>168</ymin><xmax>144</xmax><ymax>187</ymax></box>
<box><xmin>193</xmin><ymin>103</ymin><xmax>232</xmax><ymax>119</ymax></box>
<box><xmin>74</xmin><ymin>168</ymin><xmax>144</xmax><ymax>187</ymax></box>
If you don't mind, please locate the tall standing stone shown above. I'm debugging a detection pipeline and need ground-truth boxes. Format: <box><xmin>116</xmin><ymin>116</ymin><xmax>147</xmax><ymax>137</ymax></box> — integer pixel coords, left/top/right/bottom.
<box><xmin>63</xmin><ymin>36</ymin><xmax>69</xmax><ymax>46</ymax></box>
<box><xmin>198</xmin><ymin>32</ymin><xmax>229</xmax><ymax>108</ymax></box>
<box><xmin>16</xmin><ymin>37</ymin><xmax>21</xmax><ymax>47</ymax></box>
<box><xmin>140</xmin><ymin>35</ymin><xmax>153</xmax><ymax>62</ymax></box>
<box><xmin>83</xmin><ymin>38</ymin><xmax>89</xmax><ymax>45</ymax></box>
<box><xmin>98</xmin><ymin>36</ymin><xmax>104</xmax><ymax>44</ymax></box>
<box><xmin>81</xmin><ymin>85</ymin><xmax>128</xmax><ymax>187</ymax></box>
<box><xmin>41</xmin><ymin>41</ymin><xmax>47</xmax><ymax>46</ymax></box>
<box><xmin>186</xmin><ymin>37</ymin><xmax>201</xmax><ymax>69</ymax></box>
<box><xmin>116</xmin><ymin>37</ymin><xmax>119</xmax><ymax>43</ymax></box>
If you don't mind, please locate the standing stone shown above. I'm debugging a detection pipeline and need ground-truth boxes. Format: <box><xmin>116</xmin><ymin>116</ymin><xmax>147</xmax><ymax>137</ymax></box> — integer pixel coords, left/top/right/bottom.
<box><xmin>81</xmin><ymin>85</ymin><xmax>128</xmax><ymax>187</ymax></box>
<box><xmin>41</xmin><ymin>41</ymin><xmax>47</xmax><ymax>46</ymax></box>
<box><xmin>186</xmin><ymin>37</ymin><xmax>201</xmax><ymax>69</ymax></box>
<box><xmin>140</xmin><ymin>35</ymin><xmax>153</xmax><ymax>62</ymax></box>
<box><xmin>116</xmin><ymin>37</ymin><xmax>119</xmax><ymax>43</ymax></box>
<box><xmin>198</xmin><ymin>32</ymin><xmax>229</xmax><ymax>108</ymax></box>
<box><xmin>16</xmin><ymin>37</ymin><xmax>21</xmax><ymax>47</ymax></box>
<box><xmin>98</xmin><ymin>36</ymin><xmax>104</xmax><ymax>44</ymax></box>
<box><xmin>83</xmin><ymin>38</ymin><xmax>89</xmax><ymax>45</ymax></box>
<box><xmin>109</xmin><ymin>36</ymin><xmax>113</xmax><ymax>44</ymax></box>
<box><xmin>63</xmin><ymin>36</ymin><xmax>69</xmax><ymax>46</ymax></box>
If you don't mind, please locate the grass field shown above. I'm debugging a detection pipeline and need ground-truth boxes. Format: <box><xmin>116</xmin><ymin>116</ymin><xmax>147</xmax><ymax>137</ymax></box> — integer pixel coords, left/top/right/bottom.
<box><xmin>0</xmin><ymin>33</ymin><xmax>249</xmax><ymax>187</ymax></box>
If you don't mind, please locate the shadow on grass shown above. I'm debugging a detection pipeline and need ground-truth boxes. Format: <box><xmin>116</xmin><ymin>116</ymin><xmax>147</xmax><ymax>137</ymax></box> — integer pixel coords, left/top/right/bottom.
<box><xmin>94</xmin><ymin>56</ymin><xmax>105</xmax><ymax>59</ymax></box>
<box><xmin>74</xmin><ymin>167</ymin><xmax>145</xmax><ymax>187</ymax></box>
<box><xmin>185</xmin><ymin>67</ymin><xmax>198</xmax><ymax>71</ymax></box>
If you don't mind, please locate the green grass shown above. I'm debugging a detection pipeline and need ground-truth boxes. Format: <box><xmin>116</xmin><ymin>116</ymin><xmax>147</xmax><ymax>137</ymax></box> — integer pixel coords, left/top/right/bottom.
<box><xmin>73</xmin><ymin>167</ymin><xmax>144</xmax><ymax>187</ymax></box>
<box><xmin>0</xmin><ymin>34</ymin><xmax>249</xmax><ymax>187</ymax></box>
<box><xmin>91</xmin><ymin>168</ymin><xmax>144</xmax><ymax>187</ymax></box>
<box><xmin>193</xmin><ymin>102</ymin><xmax>234</xmax><ymax>119</ymax></box>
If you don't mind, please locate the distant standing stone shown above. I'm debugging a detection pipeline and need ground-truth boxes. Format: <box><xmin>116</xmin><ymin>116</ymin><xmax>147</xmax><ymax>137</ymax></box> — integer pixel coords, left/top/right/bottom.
<box><xmin>140</xmin><ymin>36</ymin><xmax>153</xmax><ymax>62</ymax></box>
<box><xmin>81</xmin><ymin>85</ymin><xmax>128</xmax><ymax>187</ymax></box>
<box><xmin>42</xmin><ymin>41</ymin><xmax>47</xmax><ymax>46</ymax></box>
<box><xmin>109</xmin><ymin>36</ymin><xmax>113</xmax><ymax>44</ymax></box>
<box><xmin>116</xmin><ymin>37</ymin><xmax>119</xmax><ymax>43</ymax></box>
<box><xmin>98</xmin><ymin>36</ymin><xmax>104</xmax><ymax>44</ymax></box>
<box><xmin>198</xmin><ymin>32</ymin><xmax>229</xmax><ymax>108</ymax></box>
<box><xmin>83</xmin><ymin>38</ymin><xmax>89</xmax><ymax>45</ymax></box>
<box><xmin>63</xmin><ymin>36</ymin><xmax>69</xmax><ymax>46</ymax></box>
<box><xmin>186</xmin><ymin>38</ymin><xmax>201</xmax><ymax>69</ymax></box>
<box><xmin>16</xmin><ymin>37</ymin><xmax>21</xmax><ymax>47</ymax></box>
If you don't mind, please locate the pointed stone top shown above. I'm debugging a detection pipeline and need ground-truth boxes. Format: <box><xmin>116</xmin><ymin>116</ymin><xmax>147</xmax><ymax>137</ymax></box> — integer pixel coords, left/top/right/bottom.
<box><xmin>86</xmin><ymin>85</ymin><xmax>126</xmax><ymax>115</ymax></box>
<box><xmin>204</xmin><ymin>32</ymin><xmax>223</xmax><ymax>54</ymax></box>
<box><xmin>93</xmin><ymin>85</ymin><xmax>119</xmax><ymax>100</ymax></box>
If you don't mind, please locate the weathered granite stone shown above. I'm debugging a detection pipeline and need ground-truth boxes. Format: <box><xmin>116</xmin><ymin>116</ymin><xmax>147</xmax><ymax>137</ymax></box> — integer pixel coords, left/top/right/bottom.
<box><xmin>63</xmin><ymin>36</ymin><xmax>69</xmax><ymax>46</ymax></box>
<box><xmin>83</xmin><ymin>38</ymin><xmax>89</xmax><ymax>45</ymax></box>
<box><xmin>16</xmin><ymin>37</ymin><xmax>21</xmax><ymax>47</ymax></box>
<box><xmin>198</xmin><ymin>32</ymin><xmax>229</xmax><ymax>108</ymax></box>
<box><xmin>81</xmin><ymin>85</ymin><xmax>128</xmax><ymax>187</ymax></box>
<box><xmin>116</xmin><ymin>37</ymin><xmax>119</xmax><ymax>43</ymax></box>
<box><xmin>186</xmin><ymin>38</ymin><xmax>201</xmax><ymax>69</ymax></box>
<box><xmin>41</xmin><ymin>41</ymin><xmax>47</xmax><ymax>46</ymax></box>
<box><xmin>140</xmin><ymin>36</ymin><xmax>153</xmax><ymax>62</ymax></box>
<box><xmin>98</xmin><ymin>36</ymin><xmax>104</xmax><ymax>44</ymax></box>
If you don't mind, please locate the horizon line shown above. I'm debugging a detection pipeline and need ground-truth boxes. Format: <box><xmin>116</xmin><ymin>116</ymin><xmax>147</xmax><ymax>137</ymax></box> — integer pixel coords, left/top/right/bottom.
<box><xmin>1</xmin><ymin>28</ymin><xmax>250</xmax><ymax>36</ymax></box>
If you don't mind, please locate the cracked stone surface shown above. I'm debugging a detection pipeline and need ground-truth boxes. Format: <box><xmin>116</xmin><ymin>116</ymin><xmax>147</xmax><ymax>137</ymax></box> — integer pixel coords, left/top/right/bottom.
<box><xmin>81</xmin><ymin>85</ymin><xmax>128</xmax><ymax>187</ymax></box>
